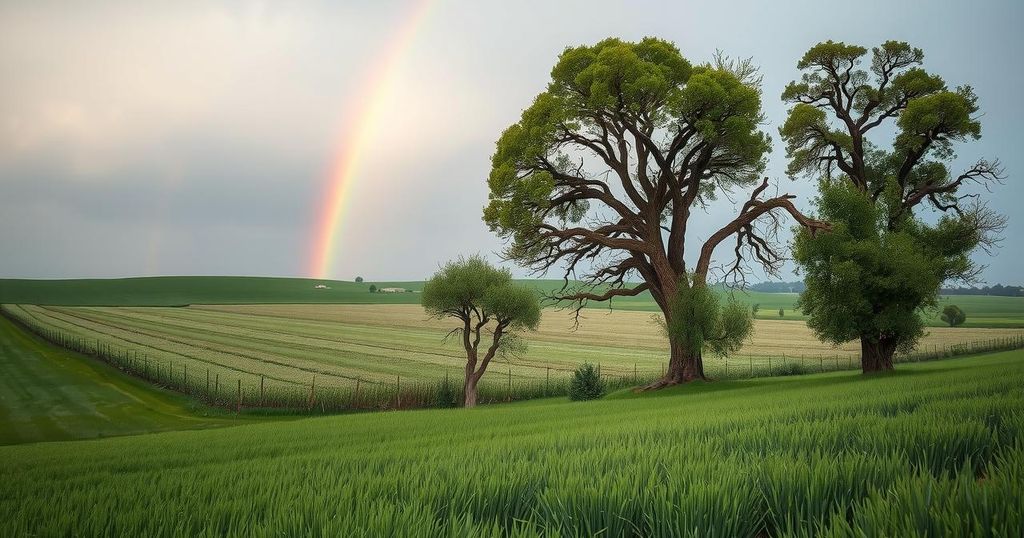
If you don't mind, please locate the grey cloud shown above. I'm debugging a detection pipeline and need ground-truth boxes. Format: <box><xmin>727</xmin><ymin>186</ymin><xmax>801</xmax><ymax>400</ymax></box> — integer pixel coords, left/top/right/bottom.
<box><xmin>1</xmin><ymin>0</ymin><xmax>1021</xmax><ymax>283</ymax></box>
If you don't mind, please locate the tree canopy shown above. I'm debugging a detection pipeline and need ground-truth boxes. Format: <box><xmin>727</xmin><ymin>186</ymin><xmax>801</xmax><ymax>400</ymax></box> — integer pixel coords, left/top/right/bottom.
<box><xmin>941</xmin><ymin>304</ymin><xmax>967</xmax><ymax>327</ymax></box>
<box><xmin>484</xmin><ymin>37</ymin><xmax>826</xmax><ymax>384</ymax></box>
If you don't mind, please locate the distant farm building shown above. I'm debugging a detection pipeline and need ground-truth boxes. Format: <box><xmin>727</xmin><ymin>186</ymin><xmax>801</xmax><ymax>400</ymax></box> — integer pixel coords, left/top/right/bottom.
<box><xmin>378</xmin><ymin>287</ymin><xmax>407</xmax><ymax>293</ymax></box>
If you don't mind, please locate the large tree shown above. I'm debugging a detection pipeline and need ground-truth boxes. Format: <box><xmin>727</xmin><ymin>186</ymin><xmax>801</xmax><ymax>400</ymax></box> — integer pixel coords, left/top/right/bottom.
<box><xmin>782</xmin><ymin>40</ymin><xmax>1005</xmax><ymax>372</ymax></box>
<box><xmin>421</xmin><ymin>256</ymin><xmax>540</xmax><ymax>407</ymax></box>
<box><xmin>484</xmin><ymin>38</ymin><xmax>828</xmax><ymax>386</ymax></box>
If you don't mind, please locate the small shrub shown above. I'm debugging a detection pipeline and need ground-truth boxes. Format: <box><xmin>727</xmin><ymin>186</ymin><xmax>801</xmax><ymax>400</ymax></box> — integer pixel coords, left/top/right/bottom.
<box><xmin>569</xmin><ymin>363</ymin><xmax>605</xmax><ymax>401</ymax></box>
<box><xmin>355</xmin><ymin>276</ymin><xmax>364</xmax><ymax>283</ymax></box>
<box><xmin>778</xmin><ymin>307</ymin><xmax>785</xmax><ymax>318</ymax></box>
<box><xmin>435</xmin><ymin>376</ymin><xmax>459</xmax><ymax>408</ymax></box>
<box><xmin>775</xmin><ymin>362</ymin><xmax>808</xmax><ymax>376</ymax></box>
<box><xmin>368</xmin><ymin>284</ymin><xmax>377</xmax><ymax>293</ymax></box>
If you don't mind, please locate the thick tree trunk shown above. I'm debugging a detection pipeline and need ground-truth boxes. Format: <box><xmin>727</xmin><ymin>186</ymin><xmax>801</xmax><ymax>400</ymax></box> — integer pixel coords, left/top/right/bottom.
<box><xmin>464</xmin><ymin>374</ymin><xmax>479</xmax><ymax>408</ymax></box>
<box><xmin>861</xmin><ymin>335</ymin><xmax>896</xmax><ymax>373</ymax></box>
<box><xmin>644</xmin><ymin>337</ymin><xmax>706</xmax><ymax>389</ymax></box>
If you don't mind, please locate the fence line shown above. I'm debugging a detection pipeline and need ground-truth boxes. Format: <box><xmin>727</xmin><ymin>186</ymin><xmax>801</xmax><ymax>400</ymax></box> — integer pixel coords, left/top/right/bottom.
<box><xmin>3</xmin><ymin>304</ymin><xmax>1022</xmax><ymax>413</ymax></box>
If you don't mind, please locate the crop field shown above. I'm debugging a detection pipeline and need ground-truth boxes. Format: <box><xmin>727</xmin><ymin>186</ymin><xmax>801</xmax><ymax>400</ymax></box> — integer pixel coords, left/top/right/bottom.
<box><xmin>2</xmin><ymin>351</ymin><xmax>1022</xmax><ymax>536</ymax></box>
<box><xmin>5</xmin><ymin>303</ymin><xmax>1021</xmax><ymax>394</ymax></box>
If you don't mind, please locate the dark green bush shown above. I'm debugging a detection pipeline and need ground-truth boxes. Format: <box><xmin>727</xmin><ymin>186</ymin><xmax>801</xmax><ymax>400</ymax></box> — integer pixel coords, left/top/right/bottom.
<box><xmin>775</xmin><ymin>362</ymin><xmax>809</xmax><ymax>376</ymax></box>
<box><xmin>568</xmin><ymin>363</ymin><xmax>605</xmax><ymax>401</ymax></box>
<box><xmin>435</xmin><ymin>376</ymin><xmax>459</xmax><ymax>408</ymax></box>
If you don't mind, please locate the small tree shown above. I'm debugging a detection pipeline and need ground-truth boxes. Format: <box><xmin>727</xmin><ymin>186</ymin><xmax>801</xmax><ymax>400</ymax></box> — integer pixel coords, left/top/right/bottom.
<box><xmin>368</xmin><ymin>284</ymin><xmax>377</xmax><ymax>293</ymax></box>
<box><xmin>355</xmin><ymin>276</ymin><xmax>364</xmax><ymax>283</ymax></box>
<box><xmin>752</xmin><ymin>303</ymin><xmax>760</xmax><ymax>316</ymax></box>
<box><xmin>941</xmin><ymin>304</ymin><xmax>966</xmax><ymax>327</ymax></box>
<box><xmin>569</xmin><ymin>363</ymin><xmax>605</xmax><ymax>401</ymax></box>
<box><xmin>422</xmin><ymin>256</ymin><xmax>541</xmax><ymax>407</ymax></box>
<box><xmin>778</xmin><ymin>307</ymin><xmax>785</xmax><ymax>318</ymax></box>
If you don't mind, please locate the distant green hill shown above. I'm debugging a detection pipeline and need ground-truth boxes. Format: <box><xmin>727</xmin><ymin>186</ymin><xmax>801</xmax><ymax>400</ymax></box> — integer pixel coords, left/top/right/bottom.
<box><xmin>0</xmin><ymin>276</ymin><xmax>423</xmax><ymax>306</ymax></box>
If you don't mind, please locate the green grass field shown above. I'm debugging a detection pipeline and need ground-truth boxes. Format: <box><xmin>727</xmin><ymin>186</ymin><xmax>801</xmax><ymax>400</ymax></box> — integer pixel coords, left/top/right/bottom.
<box><xmin>2</xmin><ymin>349</ymin><xmax>1021</xmax><ymax>536</ymax></box>
<box><xmin>0</xmin><ymin>315</ymin><xmax>264</xmax><ymax>446</ymax></box>
<box><xmin>3</xmin><ymin>276</ymin><xmax>1022</xmax><ymax>327</ymax></box>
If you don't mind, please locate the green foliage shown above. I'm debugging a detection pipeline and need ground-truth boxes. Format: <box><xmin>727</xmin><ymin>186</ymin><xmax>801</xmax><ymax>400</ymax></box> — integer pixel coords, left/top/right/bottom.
<box><xmin>568</xmin><ymin>363</ymin><xmax>605</xmax><ymax>401</ymax></box>
<box><xmin>795</xmin><ymin>182</ymin><xmax>955</xmax><ymax>353</ymax></box>
<box><xmin>752</xmin><ymin>303</ymin><xmax>760</xmax><ymax>315</ymax></box>
<box><xmin>941</xmin><ymin>305</ymin><xmax>967</xmax><ymax>327</ymax></box>
<box><xmin>662</xmin><ymin>281</ymin><xmax>752</xmax><ymax>357</ymax></box>
<box><xmin>434</xmin><ymin>374</ymin><xmax>459</xmax><ymax>408</ymax></box>
<box><xmin>368</xmin><ymin>284</ymin><xmax>377</xmax><ymax>293</ymax></box>
<box><xmin>355</xmin><ymin>276</ymin><xmax>363</xmax><ymax>283</ymax></box>
<box><xmin>421</xmin><ymin>256</ymin><xmax>541</xmax><ymax>332</ymax></box>
<box><xmin>778</xmin><ymin>308</ymin><xmax>785</xmax><ymax>318</ymax></box>
<box><xmin>484</xmin><ymin>37</ymin><xmax>769</xmax><ymax>259</ymax></box>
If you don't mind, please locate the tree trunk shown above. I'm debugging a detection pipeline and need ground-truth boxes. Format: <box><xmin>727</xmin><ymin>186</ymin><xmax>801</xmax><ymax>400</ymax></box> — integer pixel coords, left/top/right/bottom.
<box><xmin>861</xmin><ymin>335</ymin><xmax>896</xmax><ymax>373</ymax></box>
<box><xmin>645</xmin><ymin>337</ymin><xmax>706</xmax><ymax>389</ymax></box>
<box><xmin>464</xmin><ymin>374</ymin><xmax>480</xmax><ymax>408</ymax></box>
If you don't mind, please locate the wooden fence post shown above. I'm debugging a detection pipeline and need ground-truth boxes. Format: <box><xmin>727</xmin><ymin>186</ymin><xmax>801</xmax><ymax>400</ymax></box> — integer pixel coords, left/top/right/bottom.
<box><xmin>260</xmin><ymin>375</ymin><xmax>265</xmax><ymax>407</ymax></box>
<box><xmin>396</xmin><ymin>375</ymin><xmax>401</xmax><ymax>408</ymax></box>
<box><xmin>236</xmin><ymin>379</ymin><xmax>242</xmax><ymax>413</ymax></box>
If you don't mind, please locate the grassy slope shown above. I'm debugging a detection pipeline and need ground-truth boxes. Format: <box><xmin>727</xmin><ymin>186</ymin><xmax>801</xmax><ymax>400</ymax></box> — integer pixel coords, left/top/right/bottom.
<box><xmin>0</xmin><ymin>316</ymin><xmax>267</xmax><ymax>445</ymax></box>
<box><xmin>1</xmin><ymin>351</ymin><xmax>1021</xmax><ymax>536</ymax></box>
<box><xmin>4</xmin><ymin>276</ymin><xmax>1020</xmax><ymax>327</ymax></box>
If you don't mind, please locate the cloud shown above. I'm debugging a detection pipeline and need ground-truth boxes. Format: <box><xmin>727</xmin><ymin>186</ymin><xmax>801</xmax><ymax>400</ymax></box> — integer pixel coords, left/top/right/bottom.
<box><xmin>0</xmin><ymin>0</ymin><xmax>1020</xmax><ymax>283</ymax></box>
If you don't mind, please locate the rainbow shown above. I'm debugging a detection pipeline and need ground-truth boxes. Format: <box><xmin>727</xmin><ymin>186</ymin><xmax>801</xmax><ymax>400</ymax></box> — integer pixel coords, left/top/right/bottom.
<box><xmin>309</xmin><ymin>0</ymin><xmax>435</xmax><ymax>279</ymax></box>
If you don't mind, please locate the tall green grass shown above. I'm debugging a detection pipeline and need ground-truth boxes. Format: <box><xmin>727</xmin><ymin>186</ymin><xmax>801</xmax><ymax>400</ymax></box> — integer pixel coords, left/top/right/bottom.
<box><xmin>1</xmin><ymin>352</ymin><xmax>1021</xmax><ymax>536</ymax></box>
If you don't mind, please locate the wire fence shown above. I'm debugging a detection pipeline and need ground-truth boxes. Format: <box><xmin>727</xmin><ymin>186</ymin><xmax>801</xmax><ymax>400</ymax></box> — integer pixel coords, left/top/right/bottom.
<box><xmin>4</xmin><ymin>304</ymin><xmax>1023</xmax><ymax>413</ymax></box>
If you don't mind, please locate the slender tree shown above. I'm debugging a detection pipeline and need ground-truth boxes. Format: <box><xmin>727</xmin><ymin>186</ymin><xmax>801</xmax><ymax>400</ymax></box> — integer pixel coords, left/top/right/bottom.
<box><xmin>421</xmin><ymin>256</ymin><xmax>540</xmax><ymax>407</ymax></box>
<box><xmin>781</xmin><ymin>40</ymin><xmax>1005</xmax><ymax>372</ymax></box>
<box><xmin>485</xmin><ymin>38</ymin><xmax>827</xmax><ymax>386</ymax></box>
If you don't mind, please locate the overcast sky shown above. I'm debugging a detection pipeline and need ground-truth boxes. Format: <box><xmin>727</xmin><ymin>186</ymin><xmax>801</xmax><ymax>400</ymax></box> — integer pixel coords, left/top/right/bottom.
<box><xmin>2</xmin><ymin>0</ymin><xmax>1021</xmax><ymax>283</ymax></box>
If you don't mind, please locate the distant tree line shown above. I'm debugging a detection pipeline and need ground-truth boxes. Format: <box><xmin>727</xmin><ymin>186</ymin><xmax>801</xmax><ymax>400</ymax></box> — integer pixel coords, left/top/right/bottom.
<box><xmin>749</xmin><ymin>281</ymin><xmax>806</xmax><ymax>293</ymax></box>
<box><xmin>940</xmin><ymin>284</ymin><xmax>1023</xmax><ymax>297</ymax></box>
<box><xmin>751</xmin><ymin>281</ymin><xmax>1020</xmax><ymax>297</ymax></box>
